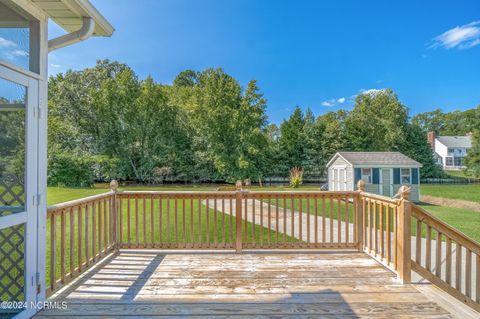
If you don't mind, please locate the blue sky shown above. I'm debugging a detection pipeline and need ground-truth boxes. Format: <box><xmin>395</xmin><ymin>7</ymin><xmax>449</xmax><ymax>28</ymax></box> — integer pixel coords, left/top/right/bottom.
<box><xmin>8</xmin><ymin>0</ymin><xmax>480</xmax><ymax>123</ymax></box>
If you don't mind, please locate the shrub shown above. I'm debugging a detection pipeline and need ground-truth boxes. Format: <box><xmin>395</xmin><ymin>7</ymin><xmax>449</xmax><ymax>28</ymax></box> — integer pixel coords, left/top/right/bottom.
<box><xmin>289</xmin><ymin>167</ymin><xmax>304</xmax><ymax>188</ymax></box>
<box><xmin>48</xmin><ymin>151</ymin><xmax>96</xmax><ymax>187</ymax></box>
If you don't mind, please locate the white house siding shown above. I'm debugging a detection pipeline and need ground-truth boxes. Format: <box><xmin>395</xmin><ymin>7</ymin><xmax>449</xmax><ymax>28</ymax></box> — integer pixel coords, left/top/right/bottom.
<box><xmin>365</xmin><ymin>184</ymin><xmax>380</xmax><ymax>194</ymax></box>
<box><xmin>328</xmin><ymin>156</ymin><xmax>354</xmax><ymax>191</ymax></box>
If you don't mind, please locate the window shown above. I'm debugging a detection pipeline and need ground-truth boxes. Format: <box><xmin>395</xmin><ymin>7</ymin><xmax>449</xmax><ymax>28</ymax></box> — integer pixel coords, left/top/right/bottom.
<box><xmin>447</xmin><ymin>148</ymin><xmax>454</xmax><ymax>154</ymax></box>
<box><xmin>361</xmin><ymin>168</ymin><xmax>372</xmax><ymax>184</ymax></box>
<box><xmin>401</xmin><ymin>168</ymin><xmax>411</xmax><ymax>184</ymax></box>
<box><xmin>445</xmin><ymin>157</ymin><xmax>453</xmax><ymax>166</ymax></box>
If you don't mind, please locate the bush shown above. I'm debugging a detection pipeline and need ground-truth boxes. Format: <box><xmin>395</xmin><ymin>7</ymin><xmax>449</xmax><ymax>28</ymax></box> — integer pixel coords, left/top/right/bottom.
<box><xmin>289</xmin><ymin>167</ymin><xmax>304</xmax><ymax>188</ymax></box>
<box><xmin>48</xmin><ymin>151</ymin><xmax>96</xmax><ymax>187</ymax></box>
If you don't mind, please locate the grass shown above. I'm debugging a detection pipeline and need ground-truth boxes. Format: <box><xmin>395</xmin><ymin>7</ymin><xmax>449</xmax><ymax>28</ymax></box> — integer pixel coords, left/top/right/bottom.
<box><xmin>420</xmin><ymin>184</ymin><xmax>480</xmax><ymax>203</ymax></box>
<box><xmin>417</xmin><ymin>203</ymin><xmax>480</xmax><ymax>243</ymax></box>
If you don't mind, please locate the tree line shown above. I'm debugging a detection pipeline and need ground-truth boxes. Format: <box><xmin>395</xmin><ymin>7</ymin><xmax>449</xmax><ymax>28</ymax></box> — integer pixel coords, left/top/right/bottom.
<box><xmin>46</xmin><ymin>60</ymin><xmax>469</xmax><ymax>187</ymax></box>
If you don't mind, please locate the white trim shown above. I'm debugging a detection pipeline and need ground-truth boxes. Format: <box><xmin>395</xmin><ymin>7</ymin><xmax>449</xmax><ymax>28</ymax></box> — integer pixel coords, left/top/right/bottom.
<box><xmin>0</xmin><ymin>61</ymin><xmax>42</xmax><ymax>81</ymax></box>
<box><xmin>0</xmin><ymin>212</ymin><xmax>27</xmax><ymax>230</ymax></box>
<box><xmin>331</xmin><ymin>165</ymin><xmax>347</xmax><ymax>169</ymax></box>
<box><xmin>326</xmin><ymin>152</ymin><xmax>353</xmax><ymax>168</ymax></box>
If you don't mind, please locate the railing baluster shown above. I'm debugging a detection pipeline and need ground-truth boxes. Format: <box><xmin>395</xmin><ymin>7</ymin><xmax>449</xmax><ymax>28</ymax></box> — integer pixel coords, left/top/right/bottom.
<box><xmin>416</xmin><ymin>220</ymin><xmax>422</xmax><ymax>263</ymax></box>
<box><xmin>198</xmin><ymin>197</ymin><xmax>202</xmax><ymax>245</ymax></box>
<box><xmin>386</xmin><ymin>206</ymin><xmax>391</xmax><ymax>265</ymax></box>
<box><xmin>221</xmin><ymin>198</ymin><xmax>225</xmax><ymax>246</ymax></box>
<box><xmin>426</xmin><ymin>225</ymin><xmax>432</xmax><ymax>271</ymax></box>
<box><xmin>456</xmin><ymin>243</ymin><xmax>462</xmax><ymax>291</ymax></box>
<box><xmin>345</xmin><ymin>196</ymin><xmax>349</xmax><ymax>244</ymax></box>
<box><xmin>283</xmin><ymin>196</ymin><xmax>287</xmax><ymax>243</ymax></box>
<box><xmin>476</xmin><ymin>254</ymin><xmax>480</xmax><ymax>303</ymax></box>
<box><xmin>103</xmin><ymin>198</ymin><xmax>108</xmax><ymax>250</ymax></box>
<box><xmin>446</xmin><ymin>237</ymin><xmax>452</xmax><ymax>284</ymax></box>
<box><xmin>191</xmin><ymin>197</ymin><xmax>195</xmax><ymax>247</ymax></box>
<box><xmin>259</xmin><ymin>196</ymin><xmax>263</xmax><ymax>246</ymax></box>
<box><xmin>373</xmin><ymin>201</ymin><xmax>377</xmax><ymax>255</ymax></box>
<box><xmin>98</xmin><ymin>200</ymin><xmax>102</xmax><ymax>256</ymax></box>
<box><xmin>329</xmin><ymin>197</ymin><xmax>334</xmax><ymax>243</ymax></box>
<box><xmin>314</xmin><ymin>197</ymin><xmax>318</xmax><ymax>244</ymax></box>
<box><xmin>158</xmin><ymin>196</ymin><xmax>164</xmax><ymax>245</ymax></box>
<box><xmin>77</xmin><ymin>205</ymin><xmax>82</xmax><ymax>272</ymax></box>
<box><xmin>143</xmin><ymin>197</ymin><xmax>147</xmax><ymax>246</ymax></box>
<box><xmin>92</xmin><ymin>202</ymin><xmax>96</xmax><ymax>261</ymax></box>
<box><xmin>166</xmin><ymin>197</ymin><xmax>171</xmax><ymax>244</ymax></box>
<box><xmin>337</xmin><ymin>196</ymin><xmax>341</xmax><ymax>243</ymax></box>
<box><xmin>183</xmin><ymin>197</ymin><xmax>187</xmax><ymax>247</ymax></box>
<box><xmin>229</xmin><ymin>197</ymin><xmax>233</xmax><ymax>245</ymax></box>
<box><xmin>50</xmin><ymin>212</ymin><xmax>56</xmax><ymax>292</ymax></box>
<box><xmin>134</xmin><ymin>197</ymin><xmax>139</xmax><ymax>247</ymax></box>
<box><xmin>252</xmin><ymin>196</ymin><xmax>256</xmax><ymax>245</ymax></box>
<box><xmin>306</xmin><ymin>196</ymin><xmax>310</xmax><ymax>244</ymax></box>
<box><xmin>466</xmin><ymin>249</ymin><xmax>472</xmax><ymax>298</ymax></box>
<box><xmin>268</xmin><ymin>198</ymin><xmax>271</xmax><ymax>243</ymax></box>
<box><xmin>299</xmin><ymin>197</ymin><xmax>303</xmax><ymax>242</ymax></box>
<box><xmin>276</xmin><ymin>195</ymin><xmax>280</xmax><ymax>245</ymax></box>
<box><xmin>85</xmin><ymin>204</ymin><xmax>89</xmax><ymax>266</ymax></box>
<box><xmin>69</xmin><ymin>207</ymin><xmax>74</xmax><ymax>277</ymax></box>
<box><xmin>435</xmin><ymin>231</ymin><xmax>442</xmax><ymax>277</ymax></box>
<box><xmin>127</xmin><ymin>196</ymin><xmax>131</xmax><ymax>246</ymax></box>
<box><xmin>60</xmin><ymin>209</ymin><xmax>66</xmax><ymax>284</ymax></box>
<box><xmin>151</xmin><ymin>196</ymin><xmax>154</xmax><ymax>247</ymax></box>
<box><xmin>380</xmin><ymin>202</ymin><xmax>384</xmax><ymax>259</ymax></box>
<box><xmin>175</xmin><ymin>197</ymin><xmax>179</xmax><ymax>244</ymax></box>
<box><xmin>322</xmin><ymin>196</ymin><xmax>326</xmax><ymax>244</ymax></box>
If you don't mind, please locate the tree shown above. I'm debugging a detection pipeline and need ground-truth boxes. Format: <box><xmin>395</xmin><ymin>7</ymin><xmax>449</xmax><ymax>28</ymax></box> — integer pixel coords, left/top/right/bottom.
<box><xmin>277</xmin><ymin>107</ymin><xmax>306</xmax><ymax>174</ymax></box>
<box><xmin>345</xmin><ymin>89</ymin><xmax>409</xmax><ymax>151</ymax></box>
<box><xmin>465</xmin><ymin>130</ymin><xmax>480</xmax><ymax>177</ymax></box>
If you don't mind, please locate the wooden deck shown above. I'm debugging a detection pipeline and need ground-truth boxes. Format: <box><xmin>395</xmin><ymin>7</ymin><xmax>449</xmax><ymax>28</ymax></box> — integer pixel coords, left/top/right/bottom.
<box><xmin>34</xmin><ymin>251</ymin><xmax>463</xmax><ymax>318</ymax></box>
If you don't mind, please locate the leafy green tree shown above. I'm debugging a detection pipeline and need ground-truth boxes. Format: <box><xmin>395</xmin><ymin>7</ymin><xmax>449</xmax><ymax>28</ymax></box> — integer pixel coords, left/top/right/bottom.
<box><xmin>277</xmin><ymin>107</ymin><xmax>306</xmax><ymax>174</ymax></box>
<box><xmin>345</xmin><ymin>89</ymin><xmax>409</xmax><ymax>151</ymax></box>
<box><xmin>465</xmin><ymin>130</ymin><xmax>480</xmax><ymax>177</ymax></box>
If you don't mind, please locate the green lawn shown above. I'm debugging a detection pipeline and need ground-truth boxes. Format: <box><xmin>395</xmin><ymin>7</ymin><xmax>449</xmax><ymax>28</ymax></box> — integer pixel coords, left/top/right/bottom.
<box><xmin>420</xmin><ymin>184</ymin><xmax>480</xmax><ymax>203</ymax></box>
<box><xmin>417</xmin><ymin>203</ymin><xmax>480</xmax><ymax>242</ymax></box>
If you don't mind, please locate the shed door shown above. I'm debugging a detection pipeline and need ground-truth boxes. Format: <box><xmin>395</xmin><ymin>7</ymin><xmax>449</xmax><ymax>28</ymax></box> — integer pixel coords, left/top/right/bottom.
<box><xmin>0</xmin><ymin>64</ymin><xmax>39</xmax><ymax>318</ymax></box>
<box><xmin>381</xmin><ymin>168</ymin><xmax>392</xmax><ymax>197</ymax></box>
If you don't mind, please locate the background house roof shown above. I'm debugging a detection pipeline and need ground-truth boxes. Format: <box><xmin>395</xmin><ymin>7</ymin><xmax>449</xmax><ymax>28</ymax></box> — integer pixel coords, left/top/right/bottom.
<box><xmin>31</xmin><ymin>0</ymin><xmax>114</xmax><ymax>36</ymax></box>
<box><xmin>436</xmin><ymin>136</ymin><xmax>472</xmax><ymax>148</ymax></box>
<box><xmin>331</xmin><ymin>152</ymin><xmax>422</xmax><ymax>167</ymax></box>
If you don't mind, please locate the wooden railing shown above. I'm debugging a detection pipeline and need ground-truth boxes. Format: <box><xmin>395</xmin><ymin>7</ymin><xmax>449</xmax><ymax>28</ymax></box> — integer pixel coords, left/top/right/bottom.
<box><xmin>410</xmin><ymin>203</ymin><xmax>480</xmax><ymax>312</ymax></box>
<box><xmin>115</xmin><ymin>190</ymin><xmax>358</xmax><ymax>250</ymax></box>
<box><xmin>46</xmin><ymin>191</ymin><xmax>116</xmax><ymax>296</ymax></box>
<box><xmin>44</xmin><ymin>181</ymin><xmax>480</xmax><ymax>313</ymax></box>
<box><xmin>360</xmin><ymin>193</ymin><xmax>410</xmax><ymax>282</ymax></box>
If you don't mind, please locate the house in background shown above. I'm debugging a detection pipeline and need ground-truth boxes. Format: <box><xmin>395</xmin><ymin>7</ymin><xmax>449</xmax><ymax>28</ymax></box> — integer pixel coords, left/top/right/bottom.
<box><xmin>326</xmin><ymin>152</ymin><xmax>422</xmax><ymax>202</ymax></box>
<box><xmin>427</xmin><ymin>132</ymin><xmax>472</xmax><ymax>170</ymax></box>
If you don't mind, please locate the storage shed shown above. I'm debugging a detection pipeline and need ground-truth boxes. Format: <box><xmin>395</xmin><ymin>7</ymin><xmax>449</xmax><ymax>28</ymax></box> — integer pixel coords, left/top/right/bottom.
<box><xmin>326</xmin><ymin>152</ymin><xmax>422</xmax><ymax>202</ymax></box>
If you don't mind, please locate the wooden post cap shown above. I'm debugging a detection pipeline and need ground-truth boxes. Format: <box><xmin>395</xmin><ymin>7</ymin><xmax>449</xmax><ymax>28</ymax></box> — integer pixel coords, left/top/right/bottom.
<box><xmin>110</xmin><ymin>180</ymin><xmax>119</xmax><ymax>191</ymax></box>
<box><xmin>399</xmin><ymin>185</ymin><xmax>411</xmax><ymax>200</ymax></box>
<box><xmin>357</xmin><ymin>179</ymin><xmax>366</xmax><ymax>192</ymax></box>
<box><xmin>235</xmin><ymin>180</ymin><xmax>242</xmax><ymax>190</ymax></box>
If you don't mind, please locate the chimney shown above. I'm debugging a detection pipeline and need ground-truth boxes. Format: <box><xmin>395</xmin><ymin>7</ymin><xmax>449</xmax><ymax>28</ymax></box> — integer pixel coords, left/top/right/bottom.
<box><xmin>427</xmin><ymin>131</ymin><xmax>436</xmax><ymax>150</ymax></box>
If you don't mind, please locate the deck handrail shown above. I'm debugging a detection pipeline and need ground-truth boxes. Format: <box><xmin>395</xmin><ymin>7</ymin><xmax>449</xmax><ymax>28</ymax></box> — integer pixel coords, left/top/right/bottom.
<box><xmin>410</xmin><ymin>202</ymin><xmax>480</xmax><ymax>312</ymax></box>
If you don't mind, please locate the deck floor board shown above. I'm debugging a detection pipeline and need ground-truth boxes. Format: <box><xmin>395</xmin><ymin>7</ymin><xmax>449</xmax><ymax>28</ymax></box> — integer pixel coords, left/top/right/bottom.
<box><xmin>35</xmin><ymin>251</ymin><xmax>455</xmax><ymax>318</ymax></box>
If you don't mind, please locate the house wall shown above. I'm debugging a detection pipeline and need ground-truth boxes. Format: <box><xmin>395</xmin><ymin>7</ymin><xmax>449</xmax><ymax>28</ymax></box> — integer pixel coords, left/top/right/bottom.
<box><xmin>327</xmin><ymin>156</ymin><xmax>354</xmax><ymax>191</ymax></box>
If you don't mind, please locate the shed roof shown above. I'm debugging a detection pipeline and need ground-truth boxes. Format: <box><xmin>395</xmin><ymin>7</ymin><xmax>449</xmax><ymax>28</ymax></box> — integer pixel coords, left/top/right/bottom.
<box><xmin>436</xmin><ymin>136</ymin><xmax>472</xmax><ymax>148</ymax></box>
<box><xmin>31</xmin><ymin>0</ymin><xmax>114</xmax><ymax>36</ymax></box>
<box><xmin>328</xmin><ymin>152</ymin><xmax>422</xmax><ymax>167</ymax></box>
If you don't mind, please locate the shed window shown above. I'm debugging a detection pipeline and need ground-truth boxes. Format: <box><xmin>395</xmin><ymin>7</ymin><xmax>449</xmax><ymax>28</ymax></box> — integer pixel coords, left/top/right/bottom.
<box><xmin>445</xmin><ymin>157</ymin><xmax>453</xmax><ymax>166</ymax></box>
<box><xmin>401</xmin><ymin>168</ymin><xmax>411</xmax><ymax>184</ymax></box>
<box><xmin>361</xmin><ymin>168</ymin><xmax>372</xmax><ymax>184</ymax></box>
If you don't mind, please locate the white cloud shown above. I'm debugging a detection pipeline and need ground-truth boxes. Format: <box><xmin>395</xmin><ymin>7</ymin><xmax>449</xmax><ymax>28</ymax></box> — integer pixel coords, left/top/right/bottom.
<box><xmin>0</xmin><ymin>37</ymin><xmax>16</xmax><ymax>48</ymax></box>
<box><xmin>430</xmin><ymin>21</ymin><xmax>480</xmax><ymax>49</ymax></box>
<box><xmin>337</xmin><ymin>97</ymin><xmax>346</xmax><ymax>104</ymax></box>
<box><xmin>50</xmin><ymin>63</ymin><xmax>61</xmax><ymax>68</ymax></box>
<box><xmin>321</xmin><ymin>99</ymin><xmax>336</xmax><ymax>107</ymax></box>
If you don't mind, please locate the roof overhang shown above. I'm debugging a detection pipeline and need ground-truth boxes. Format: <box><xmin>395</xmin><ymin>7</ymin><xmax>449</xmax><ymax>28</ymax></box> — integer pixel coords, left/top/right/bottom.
<box><xmin>32</xmin><ymin>0</ymin><xmax>114</xmax><ymax>36</ymax></box>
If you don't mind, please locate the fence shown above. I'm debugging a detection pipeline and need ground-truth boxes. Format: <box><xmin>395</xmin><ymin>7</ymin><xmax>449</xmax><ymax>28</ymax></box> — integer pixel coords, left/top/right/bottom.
<box><xmin>45</xmin><ymin>181</ymin><xmax>480</xmax><ymax>312</ymax></box>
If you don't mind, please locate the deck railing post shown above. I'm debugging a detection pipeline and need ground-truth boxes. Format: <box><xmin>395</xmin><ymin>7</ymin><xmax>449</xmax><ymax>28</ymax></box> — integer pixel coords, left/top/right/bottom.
<box><xmin>356</xmin><ymin>180</ymin><xmax>365</xmax><ymax>251</ymax></box>
<box><xmin>397</xmin><ymin>186</ymin><xmax>412</xmax><ymax>284</ymax></box>
<box><xmin>110</xmin><ymin>180</ymin><xmax>119</xmax><ymax>251</ymax></box>
<box><xmin>235</xmin><ymin>181</ymin><xmax>243</xmax><ymax>254</ymax></box>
